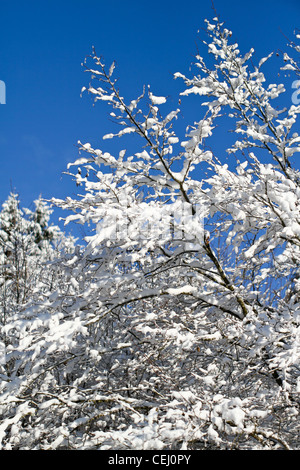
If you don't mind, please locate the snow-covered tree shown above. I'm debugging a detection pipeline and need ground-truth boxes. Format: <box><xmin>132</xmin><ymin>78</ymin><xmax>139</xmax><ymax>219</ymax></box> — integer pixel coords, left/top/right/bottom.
<box><xmin>0</xmin><ymin>18</ymin><xmax>299</xmax><ymax>450</ymax></box>
<box><xmin>0</xmin><ymin>193</ymin><xmax>74</xmax><ymax>323</ymax></box>
<box><xmin>25</xmin><ymin>196</ymin><xmax>58</xmax><ymax>247</ymax></box>
<box><xmin>0</xmin><ymin>193</ymin><xmax>26</xmax><ymax>314</ymax></box>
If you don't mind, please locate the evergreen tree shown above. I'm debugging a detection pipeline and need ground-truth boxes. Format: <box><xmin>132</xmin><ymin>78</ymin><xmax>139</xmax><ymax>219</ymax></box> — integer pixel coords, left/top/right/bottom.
<box><xmin>0</xmin><ymin>193</ymin><xmax>28</xmax><ymax>315</ymax></box>
<box><xmin>0</xmin><ymin>193</ymin><xmax>74</xmax><ymax>323</ymax></box>
<box><xmin>26</xmin><ymin>196</ymin><xmax>57</xmax><ymax>246</ymax></box>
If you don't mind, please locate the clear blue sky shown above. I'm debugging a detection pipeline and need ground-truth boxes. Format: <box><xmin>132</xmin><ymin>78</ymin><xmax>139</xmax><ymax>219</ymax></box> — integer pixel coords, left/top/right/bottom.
<box><xmin>0</xmin><ymin>0</ymin><xmax>299</xmax><ymax>231</ymax></box>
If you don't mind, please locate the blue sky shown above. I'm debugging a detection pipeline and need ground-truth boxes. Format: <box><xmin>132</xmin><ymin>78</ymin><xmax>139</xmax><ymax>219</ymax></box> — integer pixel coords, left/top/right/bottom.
<box><xmin>0</xmin><ymin>0</ymin><xmax>299</xmax><ymax>232</ymax></box>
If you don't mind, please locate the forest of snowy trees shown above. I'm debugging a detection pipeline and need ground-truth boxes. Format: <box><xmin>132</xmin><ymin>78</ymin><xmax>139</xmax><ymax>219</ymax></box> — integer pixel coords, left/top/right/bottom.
<box><xmin>0</xmin><ymin>17</ymin><xmax>300</xmax><ymax>450</ymax></box>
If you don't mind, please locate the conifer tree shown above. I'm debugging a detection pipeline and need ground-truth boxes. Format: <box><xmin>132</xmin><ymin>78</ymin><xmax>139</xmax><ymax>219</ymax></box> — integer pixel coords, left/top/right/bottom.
<box><xmin>0</xmin><ymin>193</ymin><xmax>73</xmax><ymax>322</ymax></box>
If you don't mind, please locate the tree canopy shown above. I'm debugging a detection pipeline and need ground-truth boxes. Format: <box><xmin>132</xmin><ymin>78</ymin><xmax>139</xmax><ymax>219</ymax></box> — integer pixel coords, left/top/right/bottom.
<box><xmin>0</xmin><ymin>18</ymin><xmax>299</xmax><ymax>450</ymax></box>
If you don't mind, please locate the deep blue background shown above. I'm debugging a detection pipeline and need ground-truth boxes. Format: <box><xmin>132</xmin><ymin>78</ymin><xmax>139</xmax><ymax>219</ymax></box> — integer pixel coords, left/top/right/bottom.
<box><xmin>0</xmin><ymin>0</ymin><xmax>299</xmax><ymax>234</ymax></box>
